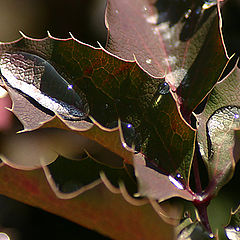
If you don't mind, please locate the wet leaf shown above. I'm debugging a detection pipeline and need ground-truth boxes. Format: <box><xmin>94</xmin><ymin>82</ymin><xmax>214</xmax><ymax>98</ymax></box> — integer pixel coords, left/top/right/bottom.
<box><xmin>0</xmin><ymin>51</ymin><xmax>89</xmax><ymax>120</ymax></box>
<box><xmin>0</xmin><ymin>34</ymin><xmax>196</xmax><ymax>193</ymax></box>
<box><xmin>105</xmin><ymin>0</ymin><xmax>228</xmax><ymax>120</ymax></box>
<box><xmin>196</xmin><ymin>59</ymin><xmax>240</xmax><ymax>195</ymax></box>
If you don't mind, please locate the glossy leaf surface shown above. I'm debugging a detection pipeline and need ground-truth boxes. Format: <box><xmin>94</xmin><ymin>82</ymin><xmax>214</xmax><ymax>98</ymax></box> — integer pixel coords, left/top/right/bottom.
<box><xmin>196</xmin><ymin>58</ymin><xmax>240</xmax><ymax>196</ymax></box>
<box><xmin>106</xmin><ymin>0</ymin><xmax>228</xmax><ymax>119</ymax></box>
<box><xmin>0</xmin><ymin>33</ymin><xmax>196</xmax><ymax>198</ymax></box>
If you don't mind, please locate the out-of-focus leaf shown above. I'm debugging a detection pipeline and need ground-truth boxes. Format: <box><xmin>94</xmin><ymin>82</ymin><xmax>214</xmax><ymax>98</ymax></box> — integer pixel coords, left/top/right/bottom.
<box><xmin>225</xmin><ymin>205</ymin><xmax>240</xmax><ymax>240</ymax></box>
<box><xmin>43</xmin><ymin>155</ymin><xmax>102</xmax><ymax>199</ymax></box>
<box><xmin>105</xmin><ymin>0</ymin><xmax>228</xmax><ymax>119</ymax></box>
<box><xmin>196</xmin><ymin>59</ymin><xmax>240</xmax><ymax>195</ymax></box>
<box><xmin>0</xmin><ymin>165</ymin><xmax>175</xmax><ymax>240</ymax></box>
<box><xmin>0</xmin><ymin>117</ymin><xmax>131</xmax><ymax>170</ymax></box>
<box><xmin>150</xmin><ymin>198</ymin><xmax>184</xmax><ymax>226</ymax></box>
<box><xmin>43</xmin><ymin>154</ymin><xmax>141</xmax><ymax>203</ymax></box>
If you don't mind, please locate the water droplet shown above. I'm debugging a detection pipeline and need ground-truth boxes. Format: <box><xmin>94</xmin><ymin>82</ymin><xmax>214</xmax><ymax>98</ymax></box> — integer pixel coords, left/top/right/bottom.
<box><xmin>209</xmin><ymin>233</ymin><xmax>214</xmax><ymax>238</ymax></box>
<box><xmin>115</xmin><ymin>9</ymin><xmax>119</xmax><ymax>14</ymax></box>
<box><xmin>234</xmin><ymin>114</ymin><xmax>239</xmax><ymax>119</ymax></box>
<box><xmin>143</xmin><ymin>6</ymin><xmax>147</xmax><ymax>11</ymax></box>
<box><xmin>67</xmin><ymin>84</ymin><xmax>73</xmax><ymax>89</ymax></box>
<box><xmin>121</xmin><ymin>122</ymin><xmax>137</xmax><ymax>149</ymax></box>
<box><xmin>176</xmin><ymin>173</ymin><xmax>181</xmax><ymax>178</ymax></box>
<box><xmin>202</xmin><ymin>0</ymin><xmax>217</xmax><ymax>10</ymax></box>
<box><xmin>0</xmin><ymin>233</ymin><xmax>10</xmax><ymax>240</ymax></box>
<box><xmin>207</xmin><ymin>106</ymin><xmax>240</xmax><ymax>140</ymax></box>
<box><xmin>106</xmin><ymin>121</ymin><xmax>141</xmax><ymax>152</ymax></box>
<box><xmin>152</xmin><ymin>28</ymin><xmax>158</xmax><ymax>35</ymax></box>
<box><xmin>168</xmin><ymin>175</ymin><xmax>184</xmax><ymax>190</ymax></box>
<box><xmin>184</xmin><ymin>9</ymin><xmax>192</xmax><ymax>19</ymax></box>
<box><xmin>180</xmin><ymin>6</ymin><xmax>202</xmax><ymax>41</ymax></box>
<box><xmin>236</xmin><ymin>227</ymin><xmax>240</xmax><ymax>232</ymax></box>
<box><xmin>146</xmin><ymin>59</ymin><xmax>152</xmax><ymax>64</ymax></box>
<box><xmin>158</xmin><ymin>82</ymin><xmax>170</xmax><ymax>95</ymax></box>
<box><xmin>0</xmin><ymin>52</ymin><xmax>89</xmax><ymax>120</ymax></box>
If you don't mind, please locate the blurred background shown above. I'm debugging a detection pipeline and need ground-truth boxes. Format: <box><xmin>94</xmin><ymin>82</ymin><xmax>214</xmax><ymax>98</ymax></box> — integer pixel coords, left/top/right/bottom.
<box><xmin>0</xmin><ymin>0</ymin><xmax>110</xmax><ymax>239</ymax></box>
<box><xmin>0</xmin><ymin>0</ymin><xmax>107</xmax><ymax>45</ymax></box>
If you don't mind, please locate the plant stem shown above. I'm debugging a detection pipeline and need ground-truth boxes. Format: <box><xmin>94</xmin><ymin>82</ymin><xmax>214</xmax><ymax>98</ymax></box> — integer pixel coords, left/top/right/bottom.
<box><xmin>193</xmin><ymin>153</ymin><xmax>202</xmax><ymax>194</ymax></box>
<box><xmin>194</xmin><ymin>200</ymin><xmax>212</xmax><ymax>234</ymax></box>
<box><xmin>192</xmin><ymin>152</ymin><xmax>213</xmax><ymax>233</ymax></box>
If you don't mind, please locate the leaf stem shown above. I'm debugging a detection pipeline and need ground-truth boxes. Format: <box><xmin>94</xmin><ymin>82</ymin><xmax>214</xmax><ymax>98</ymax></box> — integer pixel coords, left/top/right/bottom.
<box><xmin>193</xmin><ymin>153</ymin><xmax>202</xmax><ymax>194</ymax></box>
<box><xmin>194</xmin><ymin>199</ymin><xmax>212</xmax><ymax>234</ymax></box>
<box><xmin>192</xmin><ymin>152</ymin><xmax>213</xmax><ymax>233</ymax></box>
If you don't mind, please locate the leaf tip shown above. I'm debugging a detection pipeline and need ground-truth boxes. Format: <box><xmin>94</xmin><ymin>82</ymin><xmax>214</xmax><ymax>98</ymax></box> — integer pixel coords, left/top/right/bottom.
<box><xmin>18</xmin><ymin>30</ymin><xmax>27</xmax><ymax>38</ymax></box>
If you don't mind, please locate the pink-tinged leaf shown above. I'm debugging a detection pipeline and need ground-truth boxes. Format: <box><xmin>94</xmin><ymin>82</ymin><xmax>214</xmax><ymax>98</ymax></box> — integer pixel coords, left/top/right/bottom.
<box><xmin>0</xmin><ymin>165</ymin><xmax>175</xmax><ymax>240</ymax></box>
<box><xmin>106</xmin><ymin>0</ymin><xmax>229</xmax><ymax>120</ymax></box>
<box><xmin>133</xmin><ymin>153</ymin><xmax>194</xmax><ymax>202</ymax></box>
<box><xmin>0</xmin><ymin>91</ymin><xmax>12</xmax><ymax>131</ymax></box>
<box><xmin>196</xmin><ymin>59</ymin><xmax>240</xmax><ymax>195</ymax></box>
<box><xmin>105</xmin><ymin>0</ymin><xmax>168</xmax><ymax>78</ymax></box>
<box><xmin>5</xmin><ymin>85</ymin><xmax>54</xmax><ymax>131</ymax></box>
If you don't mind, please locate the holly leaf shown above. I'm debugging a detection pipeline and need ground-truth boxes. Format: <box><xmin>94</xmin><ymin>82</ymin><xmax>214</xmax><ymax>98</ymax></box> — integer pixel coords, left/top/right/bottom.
<box><xmin>106</xmin><ymin>0</ymin><xmax>228</xmax><ymax>119</ymax></box>
<box><xmin>0</xmin><ymin>33</ymin><xmax>196</xmax><ymax>200</ymax></box>
<box><xmin>196</xmin><ymin>59</ymin><xmax>240</xmax><ymax>195</ymax></box>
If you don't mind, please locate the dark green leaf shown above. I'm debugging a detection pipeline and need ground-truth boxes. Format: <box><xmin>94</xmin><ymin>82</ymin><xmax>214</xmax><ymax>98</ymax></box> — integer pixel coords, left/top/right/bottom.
<box><xmin>196</xmin><ymin>59</ymin><xmax>240</xmax><ymax>195</ymax></box>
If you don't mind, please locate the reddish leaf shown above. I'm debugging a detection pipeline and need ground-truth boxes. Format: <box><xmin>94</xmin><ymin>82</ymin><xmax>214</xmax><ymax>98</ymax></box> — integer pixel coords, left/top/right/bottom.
<box><xmin>0</xmin><ymin>165</ymin><xmax>175</xmax><ymax>240</ymax></box>
<box><xmin>106</xmin><ymin>0</ymin><xmax>228</xmax><ymax>120</ymax></box>
<box><xmin>133</xmin><ymin>153</ymin><xmax>194</xmax><ymax>202</ymax></box>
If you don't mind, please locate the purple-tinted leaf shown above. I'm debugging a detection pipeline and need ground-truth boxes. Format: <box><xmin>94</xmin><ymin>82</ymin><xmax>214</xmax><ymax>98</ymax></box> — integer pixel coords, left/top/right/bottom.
<box><xmin>133</xmin><ymin>153</ymin><xmax>194</xmax><ymax>202</ymax></box>
<box><xmin>106</xmin><ymin>0</ymin><xmax>228</xmax><ymax>120</ymax></box>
